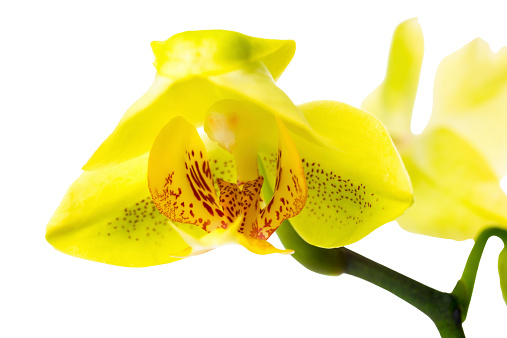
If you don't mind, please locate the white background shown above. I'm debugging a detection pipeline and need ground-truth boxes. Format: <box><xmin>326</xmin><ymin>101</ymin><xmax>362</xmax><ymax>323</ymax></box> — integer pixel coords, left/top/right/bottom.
<box><xmin>1</xmin><ymin>1</ymin><xmax>507</xmax><ymax>337</ymax></box>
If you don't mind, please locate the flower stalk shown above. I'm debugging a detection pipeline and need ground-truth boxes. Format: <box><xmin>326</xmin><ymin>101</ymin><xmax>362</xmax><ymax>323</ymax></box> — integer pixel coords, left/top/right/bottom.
<box><xmin>342</xmin><ymin>248</ymin><xmax>465</xmax><ymax>338</ymax></box>
<box><xmin>276</xmin><ymin>222</ymin><xmax>507</xmax><ymax>337</ymax></box>
<box><xmin>452</xmin><ymin>227</ymin><xmax>507</xmax><ymax>321</ymax></box>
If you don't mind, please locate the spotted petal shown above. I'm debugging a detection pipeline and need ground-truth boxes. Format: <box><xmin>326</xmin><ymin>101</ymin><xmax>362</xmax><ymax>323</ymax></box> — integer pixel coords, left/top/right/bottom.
<box><xmin>361</xmin><ymin>18</ymin><xmax>424</xmax><ymax>141</ymax></box>
<box><xmin>398</xmin><ymin>128</ymin><xmax>507</xmax><ymax>240</ymax></box>
<box><xmin>45</xmin><ymin>154</ymin><xmax>203</xmax><ymax>267</ymax></box>
<box><xmin>427</xmin><ymin>39</ymin><xmax>507</xmax><ymax>178</ymax></box>
<box><xmin>261</xmin><ymin>101</ymin><xmax>413</xmax><ymax>248</ymax></box>
<box><xmin>246</xmin><ymin>118</ymin><xmax>307</xmax><ymax>241</ymax></box>
<box><xmin>47</xmin><ymin>119</ymin><xmax>237</xmax><ymax>266</ymax></box>
<box><xmin>148</xmin><ymin>116</ymin><xmax>225</xmax><ymax>233</ymax></box>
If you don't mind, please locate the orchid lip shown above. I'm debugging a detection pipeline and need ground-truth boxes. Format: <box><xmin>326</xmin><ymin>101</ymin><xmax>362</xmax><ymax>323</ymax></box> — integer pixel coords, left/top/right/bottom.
<box><xmin>147</xmin><ymin>115</ymin><xmax>307</xmax><ymax>258</ymax></box>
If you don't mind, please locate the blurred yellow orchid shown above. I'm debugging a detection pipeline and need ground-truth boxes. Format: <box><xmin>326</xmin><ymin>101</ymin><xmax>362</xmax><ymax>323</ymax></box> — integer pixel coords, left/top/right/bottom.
<box><xmin>46</xmin><ymin>29</ymin><xmax>412</xmax><ymax>267</ymax></box>
<box><xmin>362</xmin><ymin>18</ymin><xmax>507</xmax><ymax>241</ymax></box>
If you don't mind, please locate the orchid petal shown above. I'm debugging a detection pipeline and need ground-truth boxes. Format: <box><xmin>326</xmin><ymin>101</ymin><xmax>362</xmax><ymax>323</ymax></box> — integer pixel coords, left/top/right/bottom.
<box><xmin>83</xmin><ymin>65</ymin><xmax>318</xmax><ymax>174</ymax></box>
<box><xmin>428</xmin><ymin>39</ymin><xmax>507</xmax><ymax>178</ymax></box>
<box><xmin>165</xmin><ymin>218</ymin><xmax>240</xmax><ymax>257</ymax></box>
<box><xmin>204</xmin><ymin>99</ymin><xmax>278</xmax><ymax>181</ymax></box>
<box><xmin>361</xmin><ymin>18</ymin><xmax>424</xmax><ymax>141</ymax></box>
<box><xmin>45</xmin><ymin>154</ymin><xmax>202</xmax><ymax>267</ymax></box>
<box><xmin>237</xmin><ymin>235</ymin><xmax>294</xmax><ymax>255</ymax></box>
<box><xmin>261</xmin><ymin>101</ymin><xmax>413</xmax><ymax>248</ymax></box>
<box><xmin>398</xmin><ymin>128</ymin><xmax>507</xmax><ymax>240</ymax></box>
<box><xmin>207</xmin><ymin>64</ymin><xmax>325</xmax><ymax>150</ymax></box>
<box><xmin>82</xmin><ymin>76</ymin><xmax>220</xmax><ymax>170</ymax></box>
<box><xmin>247</xmin><ymin>117</ymin><xmax>307</xmax><ymax>240</ymax></box>
<box><xmin>148</xmin><ymin>116</ymin><xmax>225</xmax><ymax>233</ymax></box>
<box><xmin>150</xmin><ymin>30</ymin><xmax>295</xmax><ymax>81</ymax></box>
<box><xmin>83</xmin><ymin>31</ymin><xmax>299</xmax><ymax>171</ymax></box>
<box><xmin>236</xmin><ymin>177</ymin><xmax>265</xmax><ymax>234</ymax></box>
<box><xmin>203</xmin><ymin>129</ymin><xmax>238</xmax><ymax>189</ymax></box>
<box><xmin>168</xmin><ymin>214</ymin><xmax>292</xmax><ymax>256</ymax></box>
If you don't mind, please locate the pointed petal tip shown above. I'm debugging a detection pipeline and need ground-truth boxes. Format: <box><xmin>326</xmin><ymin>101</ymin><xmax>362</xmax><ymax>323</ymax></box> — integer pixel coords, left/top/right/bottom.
<box><xmin>400</xmin><ymin>17</ymin><xmax>419</xmax><ymax>25</ymax></box>
<box><xmin>396</xmin><ymin>17</ymin><xmax>422</xmax><ymax>35</ymax></box>
<box><xmin>150</xmin><ymin>40</ymin><xmax>163</xmax><ymax>51</ymax></box>
<box><xmin>237</xmin><ymin>234</ymin><xmax>294</xmax><ymax>255</ymax></box>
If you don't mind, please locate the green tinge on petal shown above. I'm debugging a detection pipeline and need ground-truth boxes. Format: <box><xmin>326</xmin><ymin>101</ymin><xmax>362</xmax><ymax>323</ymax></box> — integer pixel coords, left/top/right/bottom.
<box><xmin>428</xmin><ymin>39</ymin><xmax>507</xmax><ymax>178</ymax></box>
<box><xmin>398</xmin><ymin>128</ymin><xmax>507</xmax><ymax>240</ymax></box>
<box><xmin>46</xmin><ymin>154</ymin><xmax>202</xmax><ymax>267</ymax></box>
<box><xmin>260</xmin><ymin>101</ymin><xmax>413</xmax><ymax>248</ymax></box>
<box><xmin>361</xmin><ymin>18</ymin><xmax>424</xmax><ymax>140</ymax></box>
<box><xmin>151</xmin><ymin>30</ymin><xmax>295</xmax><ymax>81</ymax></box>
<box><xmin>498</xmin><ymin>246</ymin><xmax>507</xmax><ymax>305</ymax></box>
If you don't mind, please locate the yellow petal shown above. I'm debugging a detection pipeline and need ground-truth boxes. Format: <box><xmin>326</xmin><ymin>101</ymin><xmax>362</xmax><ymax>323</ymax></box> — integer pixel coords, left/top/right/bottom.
<box><xmin>204</xmin><ymin>99</ymin><xmax>277</xmax><ymax>181</ymax></box>
<box><xmin>201</xmin><ymin>127</ymin><xmax>238</xmax><ymax>189</ymax></box>
<box><xmin>216</xmin><ymin>178</ymin><xmax>241</xmax><ymax>223</ymax></box>
<box><xmin>83</xmin><ymin>75</ymin><xmax>221</xmax><ymax>170</ymax></box>
<box><xmin>151</xmin><ymin>30</ymin><xmax>295</xmax><ymax>81</ymax></box>
<box><xmin>83</xmin><ymin>65</ymin><xmax>315</xmax><ymax>173</ymax></box>
<box><xmin>165</xmin><ymin>220</ymin><xmax>231</xmax><ymax>257</ymax></box>
<box><xmin>237</xmin><ymin>234</ymin><xmax>294</xmax><ymax>255</ymax></box>
<box><xmin>361</xmin><ymin>18</ymin><xmax>424</xmax><ymax>141</ymax></box>
<box><xmin>428</xmin><ymin>39</ymin><xmax>507</xmax><ymax>178</ymax></box>
<box><xmin>208</xmin><ymin>63</ymin><xmax>325</xmax><ymax>151</ymax></box>
<box><xmin>167</xmin><ymin>215</ymin><xmax>291</xmax><ymax>256</ymax></box>
<box><xmin>261</xmin><ymin>101</ymin><xmax>413</xmax><ymax>248</ymax></box>
<box><xmin>398</xmin><ymin>128</ymin><xmax>507</xmax><ymax>240</ymax></box>
<box><xmin>83</xmin><ymin>29</ymin><xmax>296</xmax><ymax>171</ymax></box>
<box><xmin>148</xmin><ymin>116</ymin><xmax>225</xmax><ymax>232</ymax></box>
<box><xmin>236</xmin><ymin>176</ymin><xmax>264</xmax><ymax>234</ymax></box>
<box><xmin>247</xmin><ymin>118</ymin><xmax>307</xmax><ymax>240</ymax></box>
<box><xmin>45</xmin><ymin>154</ymin><xmax>200</xmax><ymax>267</ymax></box>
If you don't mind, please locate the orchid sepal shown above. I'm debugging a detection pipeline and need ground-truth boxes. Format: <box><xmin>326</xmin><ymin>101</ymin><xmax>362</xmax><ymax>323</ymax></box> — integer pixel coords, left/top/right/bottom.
<box><xmin>361</xmin><ymin>18</ymin><xmax>424</xmax><ymax>142</ymax></box>
<box><xmin>262</xmin><ymin>100</ymin><xmax>413</xmax><ymax>248</ymax></box>
<box><xmin>397</xmin><ymin>128</ymin><xmax>507</xmax><ymax>240</ymax></box>
<box><xmin>45</xmin><ymin>154</ymin><xmax>190</xmax><ymax>267</ymax></box>
<box><xmin>150</xmin><ymin>30</ymin><xmax>295</xmax><ymax>81</ymax></box>
<box><xmin>428</xmin><ymin>38</ymin><xmax>507</xmax><ymax>178</ymax></box>
<box><xmin>82</xmin><ymin>31</ymin><xmax>324</xmax><ymax>173</ymax></box>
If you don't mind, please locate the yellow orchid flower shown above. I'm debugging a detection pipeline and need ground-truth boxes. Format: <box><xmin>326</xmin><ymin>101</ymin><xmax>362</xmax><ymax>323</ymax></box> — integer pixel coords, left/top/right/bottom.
<box><xmin>361</xmin><ymin>18</ymin><xmax>507</xmax><ymax>241</ymax></box>
<box><xmin>46</xmin><ymin>29</ymin><xmax>413</xmax><ymax>267</ymax></box>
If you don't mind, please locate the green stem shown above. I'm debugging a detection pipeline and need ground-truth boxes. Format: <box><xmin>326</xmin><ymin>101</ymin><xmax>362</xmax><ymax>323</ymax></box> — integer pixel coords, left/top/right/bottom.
<box><xmin>452</xmin><ymin>227</ymin><xmax>507</xmax><ymax>321</ymax></box>
<box><xmin>276</xmin><ymin>221</ymin><xmax>465</xmax><ymax>337</ymax></box>
<box><xmin>342</xmin><ymin>248</ymin><xmax>464</xmax><ymax>337</ymax></box>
